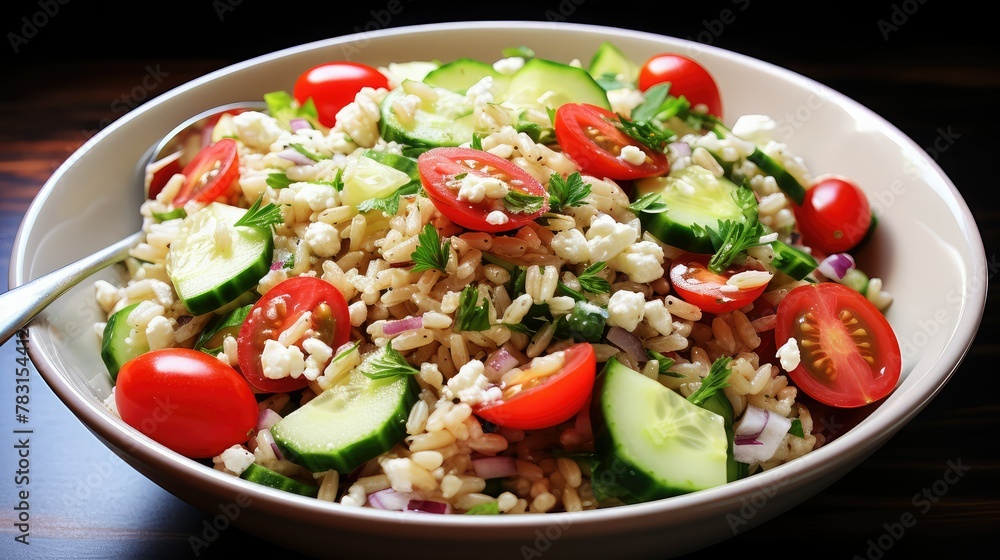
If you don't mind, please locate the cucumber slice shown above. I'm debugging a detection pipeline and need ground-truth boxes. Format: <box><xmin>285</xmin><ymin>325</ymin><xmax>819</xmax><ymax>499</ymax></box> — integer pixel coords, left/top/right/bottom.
<box><xmin>501</xmin><ymin>57</ymin><xmax>611</xmax><ymax>112</ymax></box>
<box><xmin>588</xmin><ymin>41</ymin><xmax>638</xmax><ymax>88</ymax></box>
<box><xmin>193</xmin><ymin>303</ymin><xmax>252</xmax><ymax>355</ymax></box>
<box><xmin>166</xmin><ymin>202</ymin><xmax>274</xmax><ymax>316</ymax></box>
<box><xmin>240</xmin><ymin>463</ymin><xmax>318</xmax><ymax>497</ymax></box>
<box><xmin>771</xmin><ymin>240</ymin><xmax>818</xmax><ymax>280</ymax></box>
<box><xmin>634</xmin><ymin>165</ymin><xmax>752</xmax><ymax>253</ymax></box>
<box><xmin>697</xmin><ymin>391</ymin><xmax>748</xmax><ymax>483</ymax></box>
<box><xmin>101</xmin><ymin>302</ymin><xmax>147</xmax><ymax>381</ymax></box>
<box><xmin>747</xmin><ymin>147</ymin><xmax>807</xmax><ymax>205</ymax></box>
<box><xmin>379</xmin><ymin>85</ymin><xmax>479</xmax><ymax>148</ymax></box>
<box><xmin>340</xmin><ymin>151</ymin><xmax>414</xmax><ymax>208</ymax></box>
<box><xmin>271</xmin><ymin>366</ymin><xmax>418</xmax><ymax>473</ymax></box>
<box><xmin>423</xmin><ymin>58</ymin><xmax>509</xmax><ymax>93</ymax></box>
<box><xmin>591</xmin><ymin>358</ymin><xmax>729</xmax><ymax>503</ymax></box>
<box><xmin>388</xmin><ymin>60</ymin><xmax>440</xmax><ymax>84</ymax></box>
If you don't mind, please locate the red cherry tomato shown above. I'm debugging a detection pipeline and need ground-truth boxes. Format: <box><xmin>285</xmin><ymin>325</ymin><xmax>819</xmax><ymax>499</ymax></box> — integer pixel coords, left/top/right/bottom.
<box><xmin>553</xmin><ymin>103</ymin><xmax>670</xmax><ymax>180</ymax></box>
<box><xmin>775</xmin><ymin>282</ymin><xmax>901</xmax><ymax>408</ymax></box>
<box><xmin>238</xmin><ymin>276</ymin><xmax>351</xmax><ymax>393</ymax></box>
<box><xmin>293</xmin><ymin>61</ymin><xmax>389</xmax><ymax>127</ymax></box>
<box><xmin>794</xmin><ymin>175</ymin><xmax>872</xmax><ymax>255</ymax></box>
<box><xmin>638</xmin><ymin>53</ymin><xmax>723</xmax><ymax>118</ymax></box>
<box><xmin>475</xmin><ymin>342</ymin><xmax>597</xmax><ymax>430</ymax></box>
<box><xmin>172</xmin><ymin>138</ymin><xmax>241</xmax><ymax>207</ymax></box>
<box><xmin>417</xmin><ymin>147</ymin><xmax>549</xmax><ymax>233</ymax></box>
<box><xmin>146</xmin><ymin>151</ymin><xmax>183</xmax><ymax>200</ymax></box>
<box><xmin>669</xmin><ymin>252</ymin><xmax>771</xmax><ymax>314</ymax></box>
<box><xmin>115</xmin><ymin>348</ymin><xmax>258</xmax><ymax>458</ymax></box>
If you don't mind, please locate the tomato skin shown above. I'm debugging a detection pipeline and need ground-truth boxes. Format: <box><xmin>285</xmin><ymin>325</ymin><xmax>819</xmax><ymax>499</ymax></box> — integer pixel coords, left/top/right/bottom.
<box><xmin>474</xmin><ymin>343</ymin><xmax>597</xmax><ymax>430</ymax></box>
<box><xmin>553</xmin><ymin>103</ymin><xmax>670</xmax><ymax>180</ymax></box>
<box><xmin>172</xmin><ymin>139</ymin><xmax>241</xmax><ymax>207</ymax></box>
<box><xmin>417</xmin><ymin>147</ymin><xmax>549</xmax><ymax>233</ymax></box>
<box><xmin>237</xmin><ymin>276</ymin><xmax>351</xmax><ymax>393</ymax></box>
<box><xmin>669</xmin><ymin>253</ymin><xmax>770</xmax><ymax>314</ymax></box>
<box><xmin>794</xmin><ymin>175</ymin><xmax>872</xmax><ymax>255</ymax></box>
<box><xmin>775</xmin><ymin>282</ymin><xmax>901</xmax><ymax>408</ymax></box>
<box><xmin>115</xmin><ymin>348</ymin><xmax>258</xmax><ymax>458</ymax></box>
<box><xmin>293</xmin><ymin>61</ymin><xmax>389</xmax><ymax>127</ymax></box>
<box><xmin>638</xmin><ymin>53</ymin><xmax>723</xmax><ymax>118</ymax></box>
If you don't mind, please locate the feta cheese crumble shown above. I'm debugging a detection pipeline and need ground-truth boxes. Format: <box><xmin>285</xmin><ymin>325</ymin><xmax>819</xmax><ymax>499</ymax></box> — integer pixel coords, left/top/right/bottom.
<box><xmin>776</xmin><ymin>338</ymin><xmax>801</xmax><ymax>372</ymax></box>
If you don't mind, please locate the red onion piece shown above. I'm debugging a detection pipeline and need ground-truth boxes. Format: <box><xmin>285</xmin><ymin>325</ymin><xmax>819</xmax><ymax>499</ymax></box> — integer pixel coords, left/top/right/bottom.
<box><xmin>289</xmin><ymin>118</ymin><xmax>312</xmax><ymax>131</ymax></box>
<box><xmin>269</xmin><ymin>260</ymin><xmax>285</xmax><ymax>271</ymax></box>
<box><xmin>818</xmin><ymin>253</ymin><xmax>856</xmax><ymax>280</ymax></box>
<box><xmin>606</xmin><ymin>326</ymin><xmax>647</xmax><ymax>364</ymax></box>
<box><xmin>668</xmin><ymin>142</ymin><xmax>692</xmax><ymax>157</ymax></box>
<box><xmin>257</xmin><ymin>429</ymin><xmax>284</xmax><ymax>461</ymax></box>
<box><xmin>383</xmin><ymin>315</ymin><xmax>424</xmax><ymax>336</ymax></box>
<box><xmin>277</xmin><ymin>148</ymin><xmax>315</xmax><ymax>166</ymax></box>
<box><xmin>733</xmin><ymin>405</ymin><xmax>792</xmax><ymax>463</ymax></box>
<box><xmin>406</xmin><ymin>500</ymin><xmax>451</xmax><ymax>514</ymax></box>
<box><xmin>471</xmin><ymin>456</ymin><xmax>518</xmax><ymax>479</ymax></box>
<box><xmin>368</xmin><ymin>488</ymin><xmax>418</xmax><ymax>511</ymax></box>
<box><xmin>256</xmin><ymin>408</ymin><xmax>283</xmax><ymax>432</ymax></box>
<box><xmin>485</xmin><ymin>347</ymin><xmax>519</xmax><ymax>381</ymax></box>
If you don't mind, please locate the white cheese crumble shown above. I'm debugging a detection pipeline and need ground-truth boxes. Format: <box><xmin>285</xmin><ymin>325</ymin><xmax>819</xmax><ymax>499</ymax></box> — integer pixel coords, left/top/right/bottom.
<box><xmin>607</xmin><ymin>290</ymin><xmax>646</xmax><ymax>332</ymax></box>
<box><xmin>301</xmin><ymin>337</ymin><xmax>333</xmax><ymax>381</ymax></box>
<box><xmin>261</xmin><ymin>338</ymin><xmax>305</xmax><ymax>379</ymax></box>
<box><xmin>443</xmin><ymin>360</ymin><xmax>502</xmax><ymax>406</ymax></box>
<box><xmin>586</xmin><ymin>214</ymin><xmax>638</xmax><ymax>262</ymax></box>
<box><xmin>618</xmin><ymin>145</ymin><xmax>647</xmax><ymax>166</ymax></box>
<box><xmin>776</xmin><ymin>338</ymin><xmax>801</xmax><ymax>372</ymax></box>
<box><xmin>456</xmin><ymin>173</ymin><xmax>509</xmax><ymax>203</ymax></box>
<box><xmin>550</xmin><ymin>228</ymin><xmax>590</xmax><ymax>264</ymax></box>
<box><xmin>492</xmin><ymin>57</ymin><xmax>525</xmax><ymax>75</ymax></box>
<box><xmin>232</xmin><ymin>111</ymin><xmax>285</xmax><ymax>151</ymax></box>
<box><xmin>732</xmin><ymin>114</ymin><xmax>778</xmax><ymax>145</ymax></box>
<box><xmin>609</xmin><ymin>240</ymin><xmax>664</xmax><ymax>283</ymax></box>
<box><xmin>304</xmin><ymin>221</ymin><xmax>341</xmax><ymax>257</ymax></box>
<box><xmin>216</xmin><ymin>445</ymin><xmax>255</xmax><ymax>476</ymax></box>
<box><xmin>485</xmin><ymin>210</ymin><xmax>509</xmax><ymax>225</ymax></box>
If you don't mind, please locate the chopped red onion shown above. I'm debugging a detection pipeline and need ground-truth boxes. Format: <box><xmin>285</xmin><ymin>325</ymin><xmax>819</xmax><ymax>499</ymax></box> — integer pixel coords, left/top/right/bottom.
<box><xmin>269</xmin><ymin>260</ymin><xmax>285</xmax><ymax>271</ymax></box>
<box><xmin>668</xmin><ymin>142</ymin><xmax>692</xmax><ymax>157</ymax></box>
<box><xmin>406</xmin><ymin>500</ymin><xmax>451</xmax><ymax>514</ymax></box>
<box><xmin>472</xmin><ymin>456</ymin><xmax>518</xmax><ymax>479</ymax></box>
<box><xmin>818</xmin><ymin>253</ymin><xmax>856</xmax><ymax>280</ymax></box>
<box><xmin>606</xmin><ymin>326</ymin><xmax>647</xmax><ymax>364</ymax></box>
<box><xmin>485</xmin><ymin>347</ymin><xmax>519</xmax><ymax>381</ymax></box>
<box><xmin>383</xmin><ymin>315</ymin><xmax>424</xmax><ymax>336</ymax></box>
<box><xmin>256</xmin><ymin>408</ymin><xmax>283</xmax><ymax>432</ymax></box>
<box><xmin>277</xmin><ymin>148</ymin><xmax>315</xmax><ymax>166</ymax></box>
<box><xmin>368</xmin><ymin>488</ymin><xmax>418</xmax><ymax>511</ymax></box>
<box><xmin>257</xmin><ymin>429</ymin><xmax>284</xmax><ymax>461</ymax></box>
<box><xmin>733</xmin><ymin>405</ymin><xmax>792</xmax><ymax>463</ymax></box>
<box><xmin>289</xmin><ymin>118</ymin><xmax>312</xmax><ymax>131</ymax></box>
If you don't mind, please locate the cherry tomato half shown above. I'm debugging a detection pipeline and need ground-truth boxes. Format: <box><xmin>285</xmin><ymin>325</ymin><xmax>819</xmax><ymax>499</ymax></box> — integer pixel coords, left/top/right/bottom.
<box><xmin>115</xmin><ymin>348</ymin><xmax>258</xmax><ymax>458</ymax></box>
<box><xmin>775</xmin><ymin>282</ymin><xmax>901</xmax><ymax>408</ymax></box>
<box><xmin>475</xmin><ymin>342</ymin><xmax>597</xmax><ymax>430</ymax></box>
<box><xmin>638</xmin><ymin>53</ymin><xmax>723</xmax><ymax>118</ymax></box>
<box><xmin>238</xmin><ymin>276</ymin><xmax>352</xmax><ymax>393</ymax></box>
<box><xmin>553</xmin><ymin>103</ymin><xmax>670</xmax><ymax>181</ymax></box>
<box><xmin>794</xmin><ymin>175</ymin><xmax>872</xmax><ymax>255</ymax></box>
<box><xmin>417</xmin><ymin>147</ymin><xmax>549</xmax><ymax>233</ymax></box>
<box><xmin>293</xmin><ymin>61</ymin><xmax>389</xmax><ymax>127</ymax></box>
<box><xmin>669</xmin><ymin>252</ymin><xmax>771</xmax><ymax>314</ymax></box>
<box><xmin>172</xmin><ymin>138</ymin><xmax>241</xmax><ymax>207</ymax></box>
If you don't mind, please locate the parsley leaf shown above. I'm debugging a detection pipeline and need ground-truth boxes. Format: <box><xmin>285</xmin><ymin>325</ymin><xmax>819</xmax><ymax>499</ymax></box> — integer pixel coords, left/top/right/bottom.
<box><xmin>410</xmin><ymin>223</ymin><xmax>451</xmax><ymax>273</ymax></box>
<box><xmin>789</xmin><ymin>419</ymin><xmax>804</xmax><ymax>438</ymax></box>
<box><xmin>264</xmin><ymin>90</ymin><xmax>319</xmax><ymax>130</ymax></box>
<box><xmin>686</xmin><ymin>356</ymin><xmax>732</xmax><ymax>406</ymax></box>
<box><xmin>693</xmin><ymin>218</ymin><xmax>772</xmax><ymax>274</ymax></box>
<box><xmin>356</xmin><ymin>182</ymin><xmax>421</xmax><ymax>215</ymax></box>
<box><xmin>646</xmin><ymin>349</ymin><xmax>682</xmax><ymax>378</ymax></box>
<box><xmin>465</xmin><ymin>501</ymin><xmax>501</xmax><ymax>515</ymax></box>
<box><xmin>628</xmin><ymin>192</ymin><xmax>669</xmax><ymax>214</ymax></box>
<box><xmin>502</xmin><ymin>322</ymin><xmax>534</xmax><ymax>335</ymax></box>
<box><xmin>266</xmin><ymin>172</ymin><xmax>294</xmax><ymax>190</ymax></box>
<box><xmin>471</xmin><ymin>133</ymin><xmax>484</xmax><ymax>151</ymax></box>
<box><xmin>547</xmin><ymin>172</ymin><xmax>590</xmax><ymax>214</ymax></box>
<box><xmin>616</xmin><ymin>114</ymin><xmax>675</xmax><ymax>153</ymax></box>
<box><xmin>357</xmin><ymin>340</ymin><xmax>420</xmax><ymax>380</ymax></box>
<box><xmin>456</xmin><ymin>285</ymin><xmax>491</xmax><ymax>332</ymax></box>
<box><xmin>503</xmin><ymin>190</ymin><xmax>546</xmax><ymax>214</ymax></box>
<box><xmin>595</xmin><ymin>72</ymin><xmax>631</xmax><ymax>91</ymax></box>
<box><xmin>289</xmin><ymin>143</ymin><xmax>329</xmax><ymax>162</ymax></box>
<box><xmin>577</xmin><ymin>261</ymin><xmax>610</xmax><ymax>294</ymax></box>
<box><xmin>233</xmin><ymin>195</ymin><xmax>284</xmax><ymax>229</ymax></box>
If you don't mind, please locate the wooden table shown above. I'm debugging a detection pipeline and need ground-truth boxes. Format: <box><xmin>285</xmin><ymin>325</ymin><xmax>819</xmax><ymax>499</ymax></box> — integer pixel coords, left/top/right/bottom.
<box><xmin>2</xmin><ymin>3</ymin><xmax>997</xmax><ymax>558</ymax></box>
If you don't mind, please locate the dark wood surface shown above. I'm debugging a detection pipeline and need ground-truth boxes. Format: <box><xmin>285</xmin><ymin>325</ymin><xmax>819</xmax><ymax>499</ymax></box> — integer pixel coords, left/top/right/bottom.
<box><xmin>1</xmin><ymin>2</ymin><xmax>997</xmax><ymax>558</ymax></box>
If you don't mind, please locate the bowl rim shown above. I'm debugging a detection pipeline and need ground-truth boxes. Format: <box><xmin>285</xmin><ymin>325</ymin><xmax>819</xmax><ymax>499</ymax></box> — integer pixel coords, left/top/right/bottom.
<box><xmin>10</xmin><ymin>19</ymin><xmax>988</xmax><ymax>535</ymax></box>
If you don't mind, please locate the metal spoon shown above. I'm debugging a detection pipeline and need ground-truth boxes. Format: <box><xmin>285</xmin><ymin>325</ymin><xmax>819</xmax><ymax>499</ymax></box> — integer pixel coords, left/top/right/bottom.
<box><xmin>0</xmin><ymin>101</ymin><xmax>267</xmax><ymax>346</ymax></box>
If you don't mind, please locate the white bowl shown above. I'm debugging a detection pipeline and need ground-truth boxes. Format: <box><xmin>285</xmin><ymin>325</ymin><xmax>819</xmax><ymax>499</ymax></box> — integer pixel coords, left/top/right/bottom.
<box><xmin>10</xmin><ymin>21</ymin><xmax>987</xmax><ymax>559</ymax></box>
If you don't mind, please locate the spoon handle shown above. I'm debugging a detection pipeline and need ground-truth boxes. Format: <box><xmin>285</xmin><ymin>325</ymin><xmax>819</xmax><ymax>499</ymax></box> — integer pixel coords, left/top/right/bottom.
<box><xmin>1</xmin><ymin>231</ymin><xmax>144</xmax><ymax>346</ymax></box>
